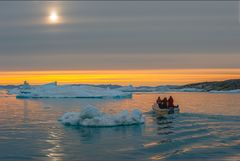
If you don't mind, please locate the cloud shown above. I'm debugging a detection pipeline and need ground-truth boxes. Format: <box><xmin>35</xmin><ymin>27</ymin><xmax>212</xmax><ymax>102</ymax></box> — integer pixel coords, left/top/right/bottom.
<box><xmin>0</xmin><ymin>1</ymin><xmax>239</xmax><ymax>70</ymax></box>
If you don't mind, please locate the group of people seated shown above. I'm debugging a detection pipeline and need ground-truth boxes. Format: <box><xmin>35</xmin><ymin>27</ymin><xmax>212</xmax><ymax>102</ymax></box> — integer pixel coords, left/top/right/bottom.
<box><xmin>156</xmin><ymin>96</ymin><xmax>175</xmax><ymax>109</ymax></box>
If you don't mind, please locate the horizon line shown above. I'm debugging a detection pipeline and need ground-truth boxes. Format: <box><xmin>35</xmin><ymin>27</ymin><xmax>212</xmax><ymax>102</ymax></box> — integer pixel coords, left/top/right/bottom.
<box><xmin>0</xmin><ymin>78</ymin><xmax>239</xmax><ymax>87</ymax></box>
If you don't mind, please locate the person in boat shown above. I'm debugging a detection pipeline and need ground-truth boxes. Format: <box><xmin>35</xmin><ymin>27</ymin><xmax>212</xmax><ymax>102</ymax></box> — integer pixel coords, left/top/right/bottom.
<box><xmin>156</xmin><ymin>97</ymin><xmax>162</xmax><ymax>108</ymax></box>
<box><xmin>162</xmin><ymin>97</ymin><xmax>168</xmax><ymax>109</ymax></box>
<box><xmin>156</xmin><ymin>97</ymin><xmax>161</xmax><ymax>104</ymax></box>
<box><xmin>168</xmin><ymin>96</ymin><xmax>174</xmax><ymax>108</ymax></box>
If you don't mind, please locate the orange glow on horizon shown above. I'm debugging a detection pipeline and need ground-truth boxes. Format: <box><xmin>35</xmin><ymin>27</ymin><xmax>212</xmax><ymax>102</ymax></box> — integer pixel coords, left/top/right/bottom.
<box><xmin>0</xmin><ymin>69</ymin><xmax>240</xmax><ymax>86</ymax></box>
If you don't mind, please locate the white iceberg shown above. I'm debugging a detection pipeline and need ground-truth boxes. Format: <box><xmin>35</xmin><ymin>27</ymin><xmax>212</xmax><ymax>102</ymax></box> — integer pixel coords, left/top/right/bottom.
<box><xmin>8</xmin><ymin>88</ymin><xmax>20</xmax><ymax>95</ymax></box>
<box><xmin>209</xmin><ymin>89</ymin><xmax>240</xmax><ymax>93</ymax></box>
<box><xmin>116</xmin><ymin>85</ymin><xmax>136</xmax><ymax>92</ymax></box>
<box><xmin>15</xmin><ymin>82</ymin><xmax>131</xmax><ymax>98</ymax></box>
<box><xmin>59</xmin><ymin>105</ymin><xmax>144</xmax><ymax>127</ymax></box>
<box><xmin>177</xmin><ymin>88</ymin><xmax>204</xmax><ymax>92</ymax></box>
<box><xmin>116</xmin><ymin>85</ymin><xmax>205</xmax><ymax>93</ymax></box>
<box><xmin>8</xmin><ymin>80</ymin><xmax>32</xmax><ymax>95</ymax></box>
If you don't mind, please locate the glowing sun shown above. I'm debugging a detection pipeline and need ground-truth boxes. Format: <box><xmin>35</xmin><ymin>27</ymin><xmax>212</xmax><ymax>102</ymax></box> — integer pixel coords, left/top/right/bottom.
<box><xmin>49</xmin><ymin>11</ymin><xmax>59</xmax><ymax>23</ymax></box>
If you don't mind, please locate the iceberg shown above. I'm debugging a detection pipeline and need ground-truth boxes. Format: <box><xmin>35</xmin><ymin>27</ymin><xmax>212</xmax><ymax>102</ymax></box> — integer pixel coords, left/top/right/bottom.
<box><xmin>15</xmin><ymin>82</ymin><xmax>131</xmax><ymax>98</ymax></box>
<box><xmin>7</xmin><ymin>81</ymin><xmax>30</xmax><ymax>95</ymax></box>
<box><xmin>59</xmin><ymin>105</ymin><xmax>144</xmax><ymax>127</ymax></box>
<box><xmin>177</xmin><ymin>88</ymin><xmax>204</xmax><ymax>92</ymax></box>
<box><xmin>7</xmin><ymin>88</ymin><xmax>20</xmax><ymax>95</ymax></box>
<box><xmin>209</xmin><ymin>89</ymin><xmax>240</xmax><ymax>93</ymax></box>
<box><xmin>116</xmin><ymin>85</ymin><xmax>205</xmax><ymax>93</ymax></box>
<box><xmin>116</xmin><ymin>85</ymin><xmax>165</xmax><ymax>92</ymax></box>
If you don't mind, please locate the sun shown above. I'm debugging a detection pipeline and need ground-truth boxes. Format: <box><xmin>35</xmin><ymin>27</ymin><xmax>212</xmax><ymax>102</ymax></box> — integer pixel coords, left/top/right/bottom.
<box><xmin>49</xmin><ymin>11</ymin><xmax>59</xmax><ymax>23</ymax></box>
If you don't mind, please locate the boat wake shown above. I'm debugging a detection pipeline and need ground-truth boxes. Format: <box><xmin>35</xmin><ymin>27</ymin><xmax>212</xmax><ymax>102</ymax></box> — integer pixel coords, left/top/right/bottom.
<box><xmin>140</xmin><ymin>112</ymin><xmax>240</xmax><ymax>160</ymax></box>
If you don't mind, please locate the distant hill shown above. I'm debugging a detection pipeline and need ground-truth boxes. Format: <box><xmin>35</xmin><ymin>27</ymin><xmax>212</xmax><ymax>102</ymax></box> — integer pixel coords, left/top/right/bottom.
<box><xmin>180</xmin><ymin>79</ymin><xmax>240</xmax><ymax>91</ymax></box>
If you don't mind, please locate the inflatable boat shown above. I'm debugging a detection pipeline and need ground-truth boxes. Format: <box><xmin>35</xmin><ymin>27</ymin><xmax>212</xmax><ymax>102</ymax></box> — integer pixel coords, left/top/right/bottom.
<box><xmin>152</xmin><ymin>103</ymin><xmax>180</xmax><ymax>116</ymax></box>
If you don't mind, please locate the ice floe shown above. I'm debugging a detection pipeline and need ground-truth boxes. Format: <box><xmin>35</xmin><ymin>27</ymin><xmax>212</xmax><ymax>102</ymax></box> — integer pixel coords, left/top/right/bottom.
<box><xmin>13</xmin><ymin>82</ymin><xmax>131</xmax><ymax>98</ymax></box>
<box><xmin>209</xmin><ymin>89</ymin><xmax>240</xmax><ymax>93</ymax></box>
<box><xmin>59</xmin><ymin>105</ymin><xmax>144</xmax><ymax>127</ymax></box>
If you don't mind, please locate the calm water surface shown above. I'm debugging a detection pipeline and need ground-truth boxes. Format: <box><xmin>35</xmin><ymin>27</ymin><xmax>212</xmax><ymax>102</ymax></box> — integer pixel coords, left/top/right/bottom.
<box><xmin>0</xmin><ymin>90</ymin><xmax>240</xmax><ymax>160</ymax></box>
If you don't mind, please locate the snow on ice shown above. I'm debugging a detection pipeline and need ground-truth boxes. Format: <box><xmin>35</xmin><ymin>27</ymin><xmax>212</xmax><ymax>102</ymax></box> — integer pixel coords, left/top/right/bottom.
<box><xmin>59</xmin><ymin>105</ymin><xmax>144</xmax><ymax>127</ymax></box>
<box><xmin>11</xmin><ymin>82</ymin><xmax>131</xmax><ymax>98</ymax></box>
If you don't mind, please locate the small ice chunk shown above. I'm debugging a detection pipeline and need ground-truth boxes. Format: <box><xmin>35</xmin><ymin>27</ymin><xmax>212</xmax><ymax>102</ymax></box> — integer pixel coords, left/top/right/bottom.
<box><xmin>60</xmin><ymin>112</ymin><xmax>81</xmax><ymax>126</ymax></box>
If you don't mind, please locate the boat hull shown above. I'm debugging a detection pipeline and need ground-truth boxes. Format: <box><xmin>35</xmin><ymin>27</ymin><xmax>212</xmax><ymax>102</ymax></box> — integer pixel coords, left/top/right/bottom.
<box><xmin>152</xmin><ymin>103</ymin><xmax>179</xmax><ymax>116</ymax></box>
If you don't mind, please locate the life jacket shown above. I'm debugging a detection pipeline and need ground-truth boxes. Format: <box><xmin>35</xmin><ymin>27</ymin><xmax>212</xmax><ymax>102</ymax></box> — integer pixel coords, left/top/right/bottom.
<box><xmin>163</xmin><ymin>98</ymin><xmax>167</xmax><ymax>103</ymax></box>
<box><xmin>156</xmin><ymin>98</ymin><xmax>161</xmax><ymax>104</ymax></box>
<box><xmin>168</xmin><ymin>97</ymin><xmax>174</xmax><ymax>107</ymax></box>
<box><xmin>162</xmin><ymin>98</ymin><xmax>168</xmax><ymax>108</ymax></box>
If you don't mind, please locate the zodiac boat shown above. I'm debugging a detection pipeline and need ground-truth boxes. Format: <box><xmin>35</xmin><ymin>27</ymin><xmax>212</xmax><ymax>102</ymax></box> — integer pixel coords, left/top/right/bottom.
<box><xmin>152</xmin><ymin>103</ymin><xmax>180</xmax><ymax>116</ymax></box>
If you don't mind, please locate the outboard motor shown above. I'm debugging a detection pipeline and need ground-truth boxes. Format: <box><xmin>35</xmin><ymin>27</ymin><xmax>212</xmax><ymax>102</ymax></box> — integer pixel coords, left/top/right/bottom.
<box><xmin>168</xmin><ymin>108</ymin><xmax>175</xmax><ymax>114</ymax></box>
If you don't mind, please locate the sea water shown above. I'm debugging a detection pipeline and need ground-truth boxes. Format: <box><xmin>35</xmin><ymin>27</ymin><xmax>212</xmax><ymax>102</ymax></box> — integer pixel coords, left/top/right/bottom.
<box><xmin>0</xmin><ymin>90</ymin><xmax>239</xmax><ymax>160</ymax></box>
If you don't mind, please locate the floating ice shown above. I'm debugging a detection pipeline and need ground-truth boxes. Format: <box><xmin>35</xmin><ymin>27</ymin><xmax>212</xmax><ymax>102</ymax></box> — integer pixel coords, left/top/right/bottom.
<box><xmin>116</xmin><ymin>86</ymin><xmax>204</xmax><ymax>93</ymax></box>
<box><xmin>59</xmin><ymin>105</ymin><xmax>144</xmax><ymax>127</ymax></box>
<box><xmin>209</xmin><ymin>89</ymin><xmax>240</xmax><ymax>93</ymax></box>
<box><xmin>14</xmin><ymin>82</ymin><xmax>131</xmax><ymax>98</ymax></box>
<box><xmin>178</xmin><ymin>88</ymin><xmax>204</xmax><ymax>92</ymax></box>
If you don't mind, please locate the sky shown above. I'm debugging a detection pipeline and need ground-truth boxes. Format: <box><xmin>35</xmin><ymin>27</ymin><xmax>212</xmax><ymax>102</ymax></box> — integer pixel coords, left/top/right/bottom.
<box><xmin>0</xmin><ymin>1</ymin><xmax>240</xmax><ymax>85</ymax></box>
